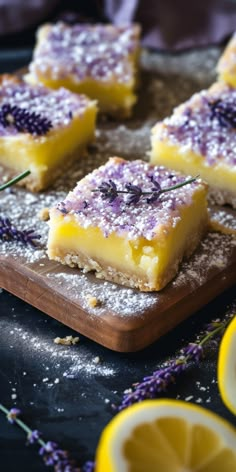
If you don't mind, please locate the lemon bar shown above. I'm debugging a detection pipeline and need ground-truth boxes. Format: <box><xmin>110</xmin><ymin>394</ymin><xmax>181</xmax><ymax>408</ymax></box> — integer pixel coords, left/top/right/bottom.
<box><xmin>0</xmin><ymin>75</ymin><xmax>97</xmax><ymax>191</ymax></box>
<box><xmin>150</xmin><ymin>82</ymin><xmax>236</xmax><ymax>208</ymax></box>
<box><xmin>47</xmin><ymin>158</ymin><xmax>208</xmax><ymax>292</ymax></box>
<box><xmin>217</xmin><ymin>33</ymin><xmax>236</xmax><ymax>87</ymax></box>
<box><xmin>25</xmin><ymin>22</ymin><xmax>140</xmax><ymax>118</ymax></box>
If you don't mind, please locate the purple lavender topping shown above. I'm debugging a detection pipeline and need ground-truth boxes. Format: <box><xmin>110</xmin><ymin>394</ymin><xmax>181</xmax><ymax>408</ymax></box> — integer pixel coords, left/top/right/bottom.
<box><xmin>30</xmin><ymin>22</ymin><xmax>139</xmax><ymax>84</ymax></box>
<box><xmin>56</xmin><ymin>159</ymin><xmax>203</xmax><ymax>240</ymax></box>
<box><xmin>157</xmin><ymin>85</ymin><xmax>236</xmax><ymax>167</ymax></box>
<box><xmin>0</xmin><ymin>79</ymin><xmax>91</xmax><ymax>137</ymax></box>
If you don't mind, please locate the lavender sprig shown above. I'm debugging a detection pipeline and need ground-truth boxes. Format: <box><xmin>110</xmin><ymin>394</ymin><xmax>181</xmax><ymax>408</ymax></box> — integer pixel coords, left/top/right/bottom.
<box><xmin>118</xmin><ymin>317</ymin><xmax>232</xmax><ymax>410</ymax></box>
<box><xmin>0</xmin><ymin>215</ymin><xmax>41</xmax><ymax>246</ymax></box>
<box><xmin>0</xmin><ymin>404</ymin><xmax>80</xmax><ymax>471</ymax></box>
<box><xmin>92</xmin><ymin>175</ymin><xmax>198</xmax><ymax>205</ymax></box>
<box><xmin>0</xmin><ymin>103</ymin><xmax>53</xmax><ymax>136</ymax></box>
<box><xmin>0</xmin><ymin>170</ymin><xmax>31</xmax><ymax>191</ymax></box>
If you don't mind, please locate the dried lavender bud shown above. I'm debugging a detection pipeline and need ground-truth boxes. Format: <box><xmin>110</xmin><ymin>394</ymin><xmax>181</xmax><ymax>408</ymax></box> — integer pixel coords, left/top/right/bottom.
<box><xmin>7</xmin><ymin>407</ymin><xmax>21</xmax><ymax>424</ymax></box>
<box><xmin>96</xmin><ymin>180</ymin><xmax>118</xmax><ymax>203</ymax></box>
<box><xmin>125</xmin><ymin>183</ymin><xmax>142</xmax><ymax>205</ymax></box>
<box><xmin>208</xmin><ymin>99</ymin><xmax>236</xmax><ymax>128</ymax></box>
<box><xmin>0</xmin><ymin>103</ymin><xmax>52</xmax><ymax>136</ymax></box>
<box><xmin>0</xmin><ymin>216</ymin><xmax>41</xmax><ymax>246</ymax></box>
<box><xmin>82</xmin><ymin>461</ymin><xmax>95</xmax><ymax>472</ymax></box>
<box><xmin>39</xmin><ymin>441</ymin><xmax>68</xmax><ymax>466</ymax></box>
<box><xmin>27</xmin><ymin>430</ymin><xmax>41</xmax><ymax>444</ymax></box>
<box><xmin>181</xmin><ymin>343</ymin><xmax>203</xmax><ymax>362</ymax></box>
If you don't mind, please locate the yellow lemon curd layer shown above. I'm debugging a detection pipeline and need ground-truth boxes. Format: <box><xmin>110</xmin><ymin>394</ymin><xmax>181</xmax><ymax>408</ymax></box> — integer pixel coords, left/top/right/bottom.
<box><xmin>151</xmin><ymin>130</ymin><xmax>236</xmax><ymax>195</ymax></box>
<box><xmin>0</xmin><ymin>102</ymin><xmax>97</xmax><ymax>191</ymax></box>
<box><xmin>27</xmin><ymin>75</ymin><xmax>137</xmax><ymax>117</ymax></box>
<box><xmin>47</xmin><ymin>159</ymin><xmax>208</xmax><ymax>291</ymax></box>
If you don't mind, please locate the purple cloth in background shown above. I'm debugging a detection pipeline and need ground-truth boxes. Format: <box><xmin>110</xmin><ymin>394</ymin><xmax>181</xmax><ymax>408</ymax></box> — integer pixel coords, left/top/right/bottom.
<box><xmin>104</xmin><ymin>0</ymin><xmax>236</xmax><ymax>50</ymax></box>
<box><xmin>0</xmin><ymin>0</ymin><xmax>58</xmax><ymax>35</ymax></box>
<box><xmin>0</xmin><ymin>0</ymin><xmax>236</xmax><ymax>50</ymax></box>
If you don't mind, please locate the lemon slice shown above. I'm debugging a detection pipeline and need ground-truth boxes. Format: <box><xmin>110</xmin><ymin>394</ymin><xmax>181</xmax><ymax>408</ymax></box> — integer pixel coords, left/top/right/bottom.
<box><xmin>218</xmin><ymin>315</ymin><xmax>236</xmax><ymax>415</ymax></box>
<box><xmin>95</xmin><ymin>399</ymin><xmax>236</xmax><ymax>472</ymax></box>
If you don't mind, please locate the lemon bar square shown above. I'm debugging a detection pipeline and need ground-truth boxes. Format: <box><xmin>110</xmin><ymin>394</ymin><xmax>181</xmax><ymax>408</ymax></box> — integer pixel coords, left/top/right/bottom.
<box><xmin>25</xmin><ymin>22</ymin><xmax>140</xmax><ymax>118</ymax></box>
<box><xmin>217</xmin><ymin>33</ymin><xmax>236</xmax><ymax>87</ymax></box>
<box><xmin>47</xmin><ymin>157</ymin><xmax>208</xmax><ymax>292</ymax></box>
<box><xmin>150</xmin><ymin>82</ymin><xmax>236</xmax><ymax>208</ymax></box>
<box><xmin>0</xmin><ymin>75</ymin><xmax>97</xmax><ymax>191</ymax></box>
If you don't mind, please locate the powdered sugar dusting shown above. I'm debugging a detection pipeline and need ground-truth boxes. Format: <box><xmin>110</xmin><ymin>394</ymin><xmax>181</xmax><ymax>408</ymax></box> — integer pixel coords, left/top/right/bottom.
<box><xmin>29</xmin><ymin>22</ymin><xmax>140</xmax><ymax>84</ymax></box>
<box><xmin>209</xmin><ymin>205</ymin><xmax>236</xmax><ymax>234</ymax></box>
<box><xmin>2</xmin><ymin>319</ymin><xmax>115</xmax><ymax>378</ymax></box>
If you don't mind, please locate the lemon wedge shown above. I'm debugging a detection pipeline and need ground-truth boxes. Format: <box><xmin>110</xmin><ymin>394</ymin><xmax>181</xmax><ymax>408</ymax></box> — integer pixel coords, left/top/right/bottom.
<box><xmin>95</xmin><ymin>399</ymin><xmax>236</xmax><ymax>472</ymax></box>
<box><xmin>218</xmin><ymin>315</ymin><xmax>236</xmax><ymax>415</ymax></box>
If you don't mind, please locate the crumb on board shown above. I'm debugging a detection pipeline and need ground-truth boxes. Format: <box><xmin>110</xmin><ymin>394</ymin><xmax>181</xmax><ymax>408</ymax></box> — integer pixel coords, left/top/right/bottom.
<box><xmin>54</xmin><ymin>335</ymin><xmax>80</xmax><ymax>345</ymax></box>
<box><xmin>38</xmin><ymin>207</ymin><xmax>50</xmax><ymax>221</ymax></box>
<box><xmin>85</xmin><ymin>294</ymin><xmax>101</xmax><ymax>308</ymax></box>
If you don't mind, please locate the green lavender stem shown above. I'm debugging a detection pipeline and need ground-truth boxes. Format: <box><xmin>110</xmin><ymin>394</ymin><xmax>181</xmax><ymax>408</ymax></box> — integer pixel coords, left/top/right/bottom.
<box><xmin>0</xmin><ymin>170</ymin><xmax>31</xmax><ymax>191</ymax></box>
<box><xmin>159</xmin><ymin>175</ymin><xmax>199</xmax><ymax>194</ymax></box>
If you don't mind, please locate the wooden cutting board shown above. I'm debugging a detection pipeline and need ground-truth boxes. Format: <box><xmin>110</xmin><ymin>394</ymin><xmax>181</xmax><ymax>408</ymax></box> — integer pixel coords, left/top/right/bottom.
<box><xmin>0</xmin><ymin>222</ymin><xmax>235</xmax><ymax>351</ymax></box>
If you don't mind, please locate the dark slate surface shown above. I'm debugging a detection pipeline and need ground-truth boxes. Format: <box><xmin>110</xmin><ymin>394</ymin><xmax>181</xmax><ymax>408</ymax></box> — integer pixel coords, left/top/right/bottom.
<box><xmin>0</xmin><ymin>286</ymin><xmax>236</xmax><ymax>471</ymax></box>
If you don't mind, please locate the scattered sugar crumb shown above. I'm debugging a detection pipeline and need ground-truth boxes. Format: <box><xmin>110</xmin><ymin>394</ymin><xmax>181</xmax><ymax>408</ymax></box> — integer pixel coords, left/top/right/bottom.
<box><xmin>54</xmin><ymin>335</ymin><xmax>80</xmax><ymax>345</ymax></box>
<box><xmin>196</xmin><ymin>398</ymin><xmax>203</xmax><ymax>403</ymax></box>
<box><xmin>42</xmin><ymin>378</ymin><xmax>49</xmax><ymax>382</ymax></box>
<box><xmin>185</xmin><ymin>395</ymin><xmax>194</xmax><ymax>401</ymax></box>
<box><xmin>54</xmin><ymin>378</ymin><xmax>60</xmax><ymax>384</ymax></box>
<box><xmin>38</xmin><ymin>207</ymin><xmax>50</xmax><ymax>221</ymax></box>
<box><xmin>11</xmin><ymin>394</ymin><xmax>17</xmax><ymax>400</ymax></box>
<box><xmin>85</xmin><ymin>294</ymin><xmax>100</xmax><ymax>308</ymax></box>
<box><xmin>93</xmin><ymin>356</ymin><xmax>100</xmax><ymax>364</ymax></box>
<box><xmin>123</xmin><ymin>388</ymin><xmax>132</xmax><ymax>394</ymax></box>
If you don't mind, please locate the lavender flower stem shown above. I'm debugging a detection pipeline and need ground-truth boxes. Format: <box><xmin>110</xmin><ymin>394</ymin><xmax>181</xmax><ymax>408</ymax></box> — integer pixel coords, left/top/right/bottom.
<box><xmin>0</xmin><ymin>404</ymin><xmax>45</xmax><ymax>447</ymax></box>
<box><xmin>118</xmin><ymin>316</ymin><xmax>232</xmax><ymax>410</ymax></box>
<box><xmin>0</xmin><ymin>170</ymin><xmax>31</xmax><ymax>191</ymax></box>
<box><xmin>159</xmin><ymin>175</ymin><xmax>199</xmax><ymax>194</ymax></box>
<box><xmin>198</xmin><ymin>324</ymin><xmax>227</xmax><ymax>346</ymax></box>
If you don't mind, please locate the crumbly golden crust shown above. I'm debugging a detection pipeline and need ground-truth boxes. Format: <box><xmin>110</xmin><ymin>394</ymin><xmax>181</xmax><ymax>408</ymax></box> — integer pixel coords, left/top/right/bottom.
<box><xmin>0</xmin><ymin>74</ymin><xmax>21</xmax><ymax>87</ymax></box>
